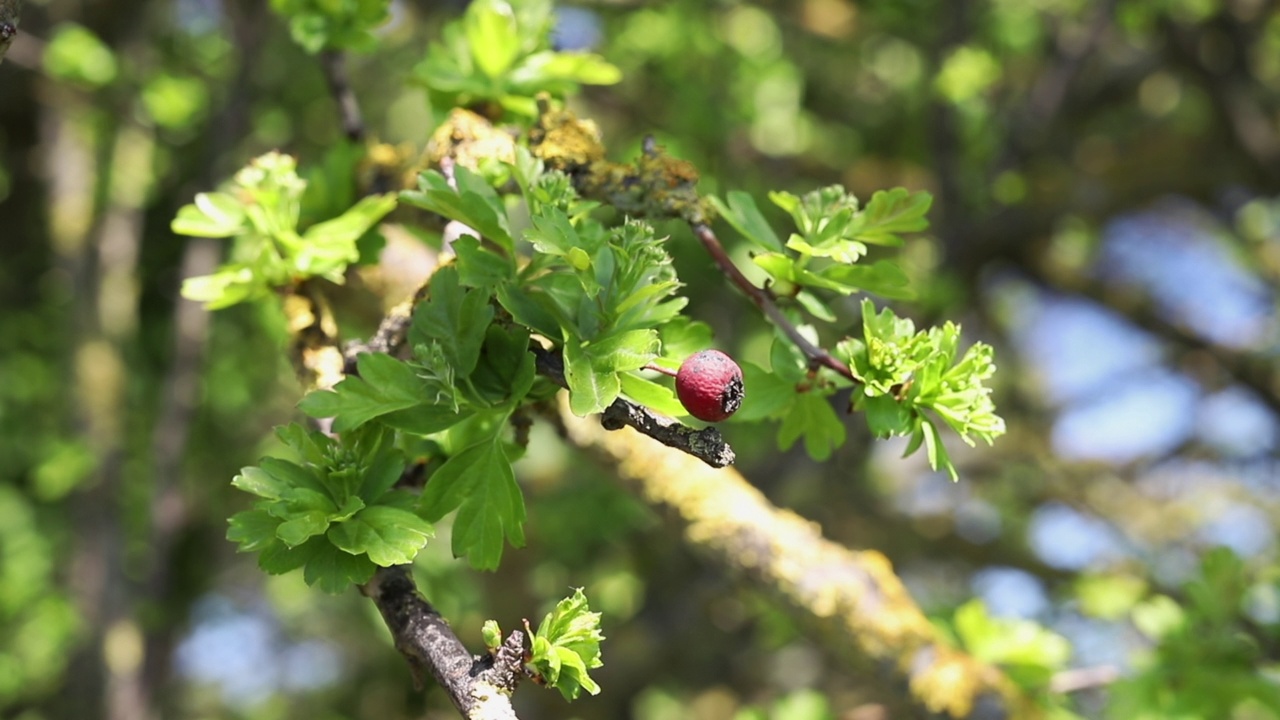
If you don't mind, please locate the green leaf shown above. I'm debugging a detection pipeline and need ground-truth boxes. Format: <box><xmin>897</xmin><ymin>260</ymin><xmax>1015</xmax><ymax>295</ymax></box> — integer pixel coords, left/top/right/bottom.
<box><xmin>231</xmin><ymin>466</ymin><xmax>290</xmax><ymax>499</ymax></box>
<box><xmin>854</xmin><ymin>188</ymin><xmax>932</xmax><ymax>246</ymax></box>
<box><xmin>298</xmin><ymin>353</ymin><xmax>426</xmax><ymax>431</ymax></box>
<box><xmin>270</xmin><ymin>0</ymin><xmax>388</xmax><ymax>53</ymax></box>
<box><xmin>401</xmin><ymin>168</ymin><xmax>514</xmax><ymax>250</ymax></box>
<box><xmin>819</xmin><ymin>260</ymin><xmax>916</xmax><ymax>300</ymax></box>
<box><xmin>920</xmin><ymin>418</ymin><xmax>956</xmax><ymax>481</ymax></box>
<box><xmin>330</xmin><ymin>495</ymin><xmax>365</xmax><ymax>522</ymax></box>
<box><xmin>418</xmin><ymin>433</ymin><xmax>525</xmax><ymax>570</ymax></box>
<box><xmin>227</xmin><ymin>509</ymin><xmax>281</xmax><ymax>552</ymax></box>
<box><xmin>497</xmin><ymin>283</ymin><xmax>562</xmax><ymax>339</ymax></box>
<box><xmin>794</xmin><ymin>290</ymin><xmax>837</xmax><ymax>322</ymax></box>
<box><xmin>359</xmin><ymin>447</ymin><xmax>408</xmax><ymax>502</ymax></box>
<box><xmin>275</xmin><ymin>423</ymin><xmax>328</xmax><ymax>466</ymax></box>
<box><xmin>860</xmin><ymin>393</ymin><xmax>913</xmax><ymax>437</ymax></box>
<box><xmin>752</xmin><ymin>252</ymin><xmax>853</xmax><ymax>294</ymax></box>
<box><xmin>276</xmin><ymin>510</ymin><xmax>331</xmax><ymax>547</ymax></box>
<box><xmin>466</xmin><ymin>0</ymin><xmax>520</xmax><ymax>78</ymax></box>
<box><xmin>563</xmin><ymin>339</ymin><xmax>620</xmax><ymax>416</ymax></box>
<box><xmin>732</xmin><ymin>362</ymin><xmax>795</xmax><ymax>422</ymax></box>
<box><xmin>172</xmin><ymin>192</ymin><xmax>247</xmax><ymax>237</ymax></box>
<box><xmin>381</xmin><ymin>404</ymin><xmax>473</xmax><ymax>436</ymax></box>
<box><xmin>302</xmin><ymin>541</ymin><xmax>377</xmax><ymax>594</ymax></box>
<box><xmin>259</xmin><ymin>457</ymin><xmax>328</xmax><ymax>496</ymax></box>
<box><xmin>327</xmin><ymin>506</ymin><xmax>434</xmax><ymax>566</ymax></box>
<box><xmin>453</xmin><ymin>236</ymin><xmax>515</xmax><ymax>288</ymax></box>
<box><xmin>469</xmin><ymin>325</ymin><xmax>537</xmax><ymax>407</ymax></box>
<box><xmin>180</xmin><ymin>265</ymin><xmax>260</xmax><ymax>309</ymax></box>
<box><xmin>258</xmin><ymin>536</ymin><xmax>323</xmax><ymax>575</ymax></box>
<box><xmin>785</xmin><ymin>233</ymin><xmax>867</xmax><ymax>264</ymax></box>
<box><xmin>587</xmin><ymin>329</ymin><xmax>660</xmax><ymax>372</ymax></box>
<box><xmin>618</xmin><ymin>373</ymin><xmax>687</xmax><ymax>418</ymax></box>
<box><xmin>509</xmin><ymin>51</ymin><xmax>622</xmax><ymax>89</ymax></box>
<box><xmin>777</xmin><ymin>392</ymin><xmax>847</xmax><ymax>462</ymax></box>
<box><xmin>656</xmin><ymin>317</ymin><xmax>713</xmax><ymax>362</ymax></box>
<box><xmin>708</xmin><ymin>191</ymin><xmax>783</xmax><ymax>251</ymax></box>
<box><xmin>1131</xmin><ymin>595</ymin><xmax>1186</xmax><ymax>640</ymax></box>
<box><xmin>529</xmin><ymin>588</ymin><xmax>605</xmax><ymax>701</ymax></box>
<box><xmin>953</xmin><ymin>600</ymin><xmax>1071</xmax><ymax>670</ymax></box>
<box><xmin>411</xmin><ymin>266</ymin><xmax>495</xmax><ymax>377</ymax></box>
<box><xmin>297</xmin><ymin>192</ymin><xmax>396</xmax><ymax>277</ymax></box>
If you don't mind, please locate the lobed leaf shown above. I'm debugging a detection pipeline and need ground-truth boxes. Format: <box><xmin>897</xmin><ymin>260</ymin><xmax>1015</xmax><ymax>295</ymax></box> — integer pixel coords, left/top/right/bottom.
<box><xmin>418</xmin><ymin>432</ymin><xmax>525</xmax><ymax>570</ymax></box>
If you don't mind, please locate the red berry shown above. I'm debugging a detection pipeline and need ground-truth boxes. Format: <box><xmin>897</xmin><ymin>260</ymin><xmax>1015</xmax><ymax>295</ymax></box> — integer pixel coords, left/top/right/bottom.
<box><xmin>675</xmin><ymin>349</ymin><xmax>745</xmax><ymax>422</ymax></box>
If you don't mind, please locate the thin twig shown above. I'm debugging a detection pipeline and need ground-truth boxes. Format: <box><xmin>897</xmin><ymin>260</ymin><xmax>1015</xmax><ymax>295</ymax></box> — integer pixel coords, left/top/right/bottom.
<box><xmin>1023</xmin><ymin>0</ymin><xmax>1119</xmax><ymax>138</ymax></box>
<box><xmin>1020</xmin><ymin>257</ymin><xmax>1280</xmax><ymax>416</ymax></box>
<box><xmin>319</xmin><ymin>49</ymin><xmax>365</xmax><ymax>142</ymax></box>
<box><xmin>1050</xmin><ymin>665</ymin><xmax>1122</xmax><ymax>694</ymax></box>
<box><xmin>690</xmin><ymin>223</ymin><xmax>857</xmax><ymax>382</ymax></box>
<box><xmin>532</xmin><ymin>345</ymin><xmax>735</xmax><ymax>468</ymax></box>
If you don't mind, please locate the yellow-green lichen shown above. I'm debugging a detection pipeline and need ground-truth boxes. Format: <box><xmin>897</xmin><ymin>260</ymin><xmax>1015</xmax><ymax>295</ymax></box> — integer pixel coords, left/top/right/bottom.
<box><xmin>427</xmin><ymin>108</ymin><xmax>518</xmax><ymax>172</ymax></box>
<box><xmin>529</xmin><ymin>104</ymin><xmax>716</xmax><ymax>224</ymax></box>
<box><xmin>559</xmin><ymin>398</ymin><xmax>1035</xmax><ymax>719</ymax></box>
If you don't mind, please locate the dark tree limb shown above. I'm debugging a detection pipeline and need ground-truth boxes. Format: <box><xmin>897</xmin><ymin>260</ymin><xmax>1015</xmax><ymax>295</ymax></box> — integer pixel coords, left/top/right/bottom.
<box><xmin>319</xmin><ymin>49</ymin><xmax>365</xmax><ymax>143</ymax></box>
<box><xmin>282</xmin><ymin>285</ymin><xmax>532</xmax><ymax>717</ymax></box>
<box><xmin>1160</xmin><ymin>12</ymin><xmax>1280</xmax><ymax>184</ymax></box>
<box><xmin>362</xmin><ymin>566</ymin><xmax>525</xmax><ymax>720</ymax></box>
<box><xmin>1018</xmin><ymin>0</ymin><xmax>1119</xmax><ymax>146</ymax></box>
<box><xmin>1015</xmin><ymin>253</ymin><xmax>1280</xmax><ymax>415</ymax></box>
<box><xmin>342</xmin><ymin>293</ymin><xmax>421</xmax><ymax>374</ymax></box>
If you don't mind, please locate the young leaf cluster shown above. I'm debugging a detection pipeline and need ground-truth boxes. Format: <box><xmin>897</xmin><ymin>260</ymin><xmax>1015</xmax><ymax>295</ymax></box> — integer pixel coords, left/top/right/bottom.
<box><xmin>1109</xmin><ymin>548</ymin><xmax>1280</xmax><ymax>718</ymax></box>
<box><xmin>226</xmin><ymin>424</ymin><xmax>433</xmax><ymax>594</ymax></box>
<box><xmin>719</xmin><ymin>185</ymin><xmax>1003</xmax><ymax>478</ymax></box>
<box><xmin>402</xmin><ymin>154</ymin><xmax>694</xmax><ymax>419</ymax></box>
<box><xmin>298</xmin><ymin>266</ymin><xmax>540</xmax><ymax>571</ymax></box>
<box><xmin>951</xmin><ymin>599</ymin><xmax>1071</xmax><ymax>691</ymax></box>
<box><xmin>268</xmin><ymin>0</ymin><xmax>390</xmax><ymax>53</ymax></box>
<box><xmin>712</xmin><ymin>185</ymin><xmax>928</xmax><ymax>311</ymax></box>
<box><xmin>173</xmin><ymin>151</ymin><xmax>396</xmax><ymax>308</ymax></box>
<box><xmin>413</xmin><ymin>0</ymin><xmax>620</xmax><ymax>120</ymax></box>
<box><xmin>839</xmin><ymin>300</ymin><xmax>1005</xmax><ymax>480</ymax></box>
<box><xmin>525</xmin><ymin>588</ymin><xmax>605</xmax><ymax>701</ymax></box>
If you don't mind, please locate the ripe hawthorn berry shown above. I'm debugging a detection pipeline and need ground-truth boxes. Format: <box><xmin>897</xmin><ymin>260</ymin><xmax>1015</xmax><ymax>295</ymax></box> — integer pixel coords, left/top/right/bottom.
<box><xmin>675</xmin><ymin>349</ymin><xmax>745</xmax><ymax>422</ymax></box>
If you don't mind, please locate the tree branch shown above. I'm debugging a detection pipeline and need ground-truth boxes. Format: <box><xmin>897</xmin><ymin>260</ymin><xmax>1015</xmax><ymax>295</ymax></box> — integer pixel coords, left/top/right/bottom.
<box><xmin>361</xmin><ymin>566</ymin><xmax>525</xmax><ymax>720</ymax></box>
<box><xmin>0</xmin><ymin>0</ymin><xmax>20</xmax><ymax>64</ymax></box>
<box><xmin>1050</xmin><ymin>665</ymin><xmax>1121</xmax><ymax>694</ymax></box>
<box><xmin>1017</xmin><ymin>255</ymin><xmax>1280</xmax><ymax>416</ymax></box>
<box><xmin>690</xmin><ymin>223</ymin><xmax>857</xmax><ymax>382</ymax></box>
<box><xmin>319</xmin><ymin>49</ymin><xmax>365</xmax><ymax>143</ymax></box>
<box><xmin>532</xmin><ymin>344</ymin><xmax>736</xmax><ymax>468</ymax></box>
<box><xmin>282</xmin><ymin>285</ymin><xmax>529</xmax><ymax>717</ymax></box>
<box><xmin>558</xmin><ymin>401</ymin><xmax>1036</xmax><ymax>719</ymax></box>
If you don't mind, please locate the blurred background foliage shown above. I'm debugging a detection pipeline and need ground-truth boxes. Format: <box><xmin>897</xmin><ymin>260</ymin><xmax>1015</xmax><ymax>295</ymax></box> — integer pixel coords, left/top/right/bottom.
<box><xmin>3</xmin><ymin>0</ymin><xmax>1280</xmax><ymax>718</ymax></box>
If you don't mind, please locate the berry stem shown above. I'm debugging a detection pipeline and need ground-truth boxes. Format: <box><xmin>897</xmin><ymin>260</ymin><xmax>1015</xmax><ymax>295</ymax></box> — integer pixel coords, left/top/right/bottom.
<box><xmin>644</xmin><ymin>362</ymin><xmax>678</xmax><ymax>378</ymax></box>
<box><xmin>690</xmin><ymin>222</ymin><xmax>858</xmax><ymax>383</ymax></box>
